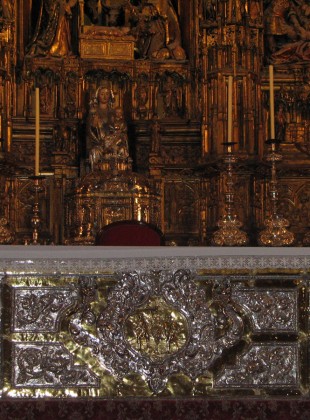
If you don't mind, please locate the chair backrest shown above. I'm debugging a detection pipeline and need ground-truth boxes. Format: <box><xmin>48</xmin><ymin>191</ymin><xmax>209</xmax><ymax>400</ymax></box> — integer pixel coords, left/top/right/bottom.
<box><xmin>95</xmin><ymin>220</ymin><xmax>164</xmax><ymax>246</ymax></box>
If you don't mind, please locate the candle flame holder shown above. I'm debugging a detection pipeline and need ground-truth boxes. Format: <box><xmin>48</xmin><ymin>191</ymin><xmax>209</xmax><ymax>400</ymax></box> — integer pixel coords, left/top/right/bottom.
<box><xmin>212</xmin><ymin>142</ymin><xmax>248</xmax><ymax>246</ymax></box>
<box><xmin>258</xmin><ymin>139</ymin><xmax>295</xmax><ymax>246</ymax></box>
<box><xmin>28</xmin><ymin>175</ymin><xmax>45</xmax><ymax>245</ymax></box>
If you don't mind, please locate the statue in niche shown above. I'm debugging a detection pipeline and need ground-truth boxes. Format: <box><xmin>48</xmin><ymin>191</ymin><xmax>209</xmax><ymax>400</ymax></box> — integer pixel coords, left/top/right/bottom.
<box><xmin>161</xmin><ymin>75</ymin><xmax>183</xmax><ymax>118</ymax></box>
<box><xmin>87</xmin><ymin>85</ymin><xmax>129</xmax><ymax>171</ymax></box>
<box><xmin>105</xmin><ymin>107</ymin><xmax>129</xmax><ymax>158</ymax></box>
<box><xmin>150</xmin><ymin>114</ymin><xmax>161</xmax><ymax>154</ymax></box>
<box><xmin>125</xmin><ymin>0</ymin><xmax>186</xmax><ymax>60</ymax></box>
<box><xmin>27</xmin><ymin>0</ymin><xmax>77</xmax><ymax>57</ymax></box>
<box><xmin>275</xmin><ymin>101</ymin><xmax>288</xmax><ymax>143</ymax></box>
<box><xmin>135</xmin><ymin>83</ymin><xmax>149</xmax><ymax>119</ymax></box>
<box><xmin>54</xmin><ymin>124</ymin><xmax>71</xmax><ymax>152</ymax></box>
<box><xmin>88</xmin><ymin>84</ymin><xmax>115</xmax><ymax>128</ymax></box>
<box><xmin>64</xmin><ymin>73</ymin><xmax>78</xmax><ymax>117</ymax></box>
<box><xmin>202</xmin><ymin>0</ymin><xmax>217</xmax><ymax>23</ymax></box>
<box><xmin>264</xmin><ymin>0</ymin><xmax>310</xmax><ymax>63</ymax></box>
<box><xmin>84</xmin><ymin>0</ymin><xmax>121</xmax><ymax>27</ymax></box>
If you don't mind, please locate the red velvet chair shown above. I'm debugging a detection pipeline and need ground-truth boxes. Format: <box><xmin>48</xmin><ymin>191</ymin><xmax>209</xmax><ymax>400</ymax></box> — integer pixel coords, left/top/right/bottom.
<box><xmin>95</xmin><ymin>220</ymin><xmax>164</xmax><ymax>246</ymax></box>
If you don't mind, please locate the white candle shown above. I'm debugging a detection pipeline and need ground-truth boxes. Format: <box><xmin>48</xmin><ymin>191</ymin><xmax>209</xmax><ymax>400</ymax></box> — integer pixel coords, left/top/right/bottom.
<box><xmin>269</xmin><ymin>65</ymin><xmax>275</xmax><ymax>140</ymax></box>
<box><xmin>35</xmin><ymin>87</ymin><xmax>40</xmax><ymax>176</ymax></box>
<box><xmin>227</xmin><ymin>76</ymin><xmax>233</xmax><ymax>151</ymax></box>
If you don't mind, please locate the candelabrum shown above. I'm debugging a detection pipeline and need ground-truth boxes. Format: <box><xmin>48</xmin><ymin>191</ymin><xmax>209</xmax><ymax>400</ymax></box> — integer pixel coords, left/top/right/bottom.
<box><xmin>212</xmin><ymin>142</ymin><xmax>248</xmax><ymax>246</ymax></box>
<box><xmin>28</xmin><ymin>175</ymin><xmax>45</xmax><ymax>245</ymax></box>
<box><xmin>258</xmin><ymin>140</ymin><xmax>295</xmax><ymax>246</ymax></box>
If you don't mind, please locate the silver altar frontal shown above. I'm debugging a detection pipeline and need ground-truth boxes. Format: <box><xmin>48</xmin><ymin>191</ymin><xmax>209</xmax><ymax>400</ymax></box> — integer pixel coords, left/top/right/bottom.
<box><xmin>0</xmin><ymin>246</ymin><xmax>309</xmax><ymax>398</ymax></box>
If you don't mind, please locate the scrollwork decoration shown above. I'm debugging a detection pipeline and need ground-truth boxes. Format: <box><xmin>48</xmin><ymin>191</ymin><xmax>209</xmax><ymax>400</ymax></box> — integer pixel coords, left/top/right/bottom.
<box><xmin>69</xmin><ymin>270</ymin><xmax>244</xmax><ymax>393</ymax></box>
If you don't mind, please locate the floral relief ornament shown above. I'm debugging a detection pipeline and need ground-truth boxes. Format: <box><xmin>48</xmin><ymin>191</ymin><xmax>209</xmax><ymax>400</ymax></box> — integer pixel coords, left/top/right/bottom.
<box><xmin>69</xmin><ymin>270</ymin><xmax>244</xmax><ymax>393</ymax></box>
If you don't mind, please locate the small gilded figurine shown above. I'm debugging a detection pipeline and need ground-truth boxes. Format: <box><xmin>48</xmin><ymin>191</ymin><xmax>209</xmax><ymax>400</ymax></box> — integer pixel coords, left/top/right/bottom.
<box><xmin>27</xmin><ymin>0</ymin><xmax>77</xmax><ymax>57</ymax></box>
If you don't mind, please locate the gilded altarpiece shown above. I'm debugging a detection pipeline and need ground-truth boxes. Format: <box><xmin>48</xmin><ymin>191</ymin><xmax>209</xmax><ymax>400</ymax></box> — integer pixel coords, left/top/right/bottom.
<box><xmin>0</xmin><ymin>0</ymin><xmax>309</xmax><ymax>243</ymax></box>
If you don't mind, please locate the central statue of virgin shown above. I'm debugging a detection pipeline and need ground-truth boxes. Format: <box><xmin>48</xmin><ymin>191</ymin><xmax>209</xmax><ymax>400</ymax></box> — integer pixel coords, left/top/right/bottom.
<box><xmin>87</xmin><ymin>84</ymin><xmax>129</xmax><ymax>171</ymax></box>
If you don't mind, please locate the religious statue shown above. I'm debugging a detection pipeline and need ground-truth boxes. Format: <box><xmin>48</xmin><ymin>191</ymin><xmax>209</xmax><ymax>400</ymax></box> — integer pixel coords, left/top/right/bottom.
<box><xmin>27</xmin><ymin>0</ymin><xmax>77</xmax><ymax>57</ymax></box>
<box><xmin>135</xmin><ymin>84</ymin><xmax>149</xmax><ymax>119</ymax></box>
<box><xmin>264</xmin><ymin>0</ymin><xmax>310</xmax><ymax>63</ymax></box>
<box><xmin>84</xmin><ymin>0</ymin><xmax>112</xmax><ymax>26</ymax></box>
<box><xmin>54</xmin><ymin>124</ymin><xmax>71</xmax><ymax>152</ymax></box>
<box><xmin>87</xmin><ymin>85</ymin><xmax>129</xmax><ymax>171</ymax></box>
<box><xmin>150</xmin><ymin>114</ymin><xmax>161</xmax><ymax>154</ymax></box>
<box><xmin>161</xmin><ymin>74</ymin><xmax>183</xmax><ymax>118</ymax></box>
<box><xmin>104</xmin><ymin>107</ymin><xmax>130</xmax><ymax>158</ymax></box>
<box><xmin>125</xmin><ymin>0</ymin><xmax>186</xmax><ymax>60</ymax></box>
<box><xmin>275</xmin><ymin>102</ymin><xmax>288</xmax><ymax>142</ymax></box>
<box><xmin>202</xmin><ymin>0</ymin><xmax>217</xmax><ymax>23</ymax></box>
<box><xmin>88</xmin><ymin>84</ymin><xmax>115</xmax><ymax>127</ymax></box>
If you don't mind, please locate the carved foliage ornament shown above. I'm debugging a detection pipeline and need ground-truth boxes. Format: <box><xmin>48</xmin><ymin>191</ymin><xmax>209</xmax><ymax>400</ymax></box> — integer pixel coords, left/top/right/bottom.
<box><xmin>13</xmin><ymin>287</ymin><xmax>78</xmax><ymax>332</ymax></box>
<box><xmin>215</xmin><ymin>343</ymin><xmax>299</xmax><ymax>388</ymax></box>
<box><xmin>69</xmin><ymin>270</ymin><xmax>244</xmax><ymax>393</ymax></box>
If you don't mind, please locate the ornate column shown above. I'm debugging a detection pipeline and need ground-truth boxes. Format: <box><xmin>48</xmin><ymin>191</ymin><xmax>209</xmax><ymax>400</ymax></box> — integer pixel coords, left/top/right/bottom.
<box><xmin>199</xmin><ymin>1</ymin><xmax>264</xmax><ymax>243</ymax></box>
<box><xmin>200</xmin><ymin>0</ymin><xmax>264</xmax><ymax>156</ymax></box>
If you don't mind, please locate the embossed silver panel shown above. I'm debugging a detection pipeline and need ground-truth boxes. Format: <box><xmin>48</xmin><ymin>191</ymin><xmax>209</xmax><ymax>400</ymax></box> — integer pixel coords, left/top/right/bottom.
<box><xmin>232</xmin><ymin>288</ymin><xmax>298</xmax><ymax>333</ymax></box>
<box><xmin>13</xmin><ymin>342</ymin><xmax>100</xmax><ymax>388</ymax></box>
<box><xmin>0</xmin><ymin>249</ymin><xmax>308</xmax><ymax>398</ymax></box>
<box><xmin>12</xmin><ymin>287</ymin><xmax>78</xmax><ymax>332</ymax></box>
<box><xmin>69</xmin><ymin>271</ymin><xmax>244</xmax><ymax>393</ymax></box>
<box><xmin>214</xmin><ymin>343</ymin><xmax>299</xmax><ymax>388</ymax></box>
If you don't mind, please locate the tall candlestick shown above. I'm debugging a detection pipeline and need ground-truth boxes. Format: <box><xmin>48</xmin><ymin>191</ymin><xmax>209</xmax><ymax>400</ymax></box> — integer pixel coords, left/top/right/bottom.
<box><xmin>269</xmin><ymin>65</ymin><xmax>275</xmax><ymax>140</ymax></box>
<box><xmin>35</xmin><ymin>87</ymin><xmax>40</xmax><ymax>176</ymax></box>
<box><xmin>227</xmin><ymin>76</ymin><xmax>233</xmax><ymax>152</ymax></box>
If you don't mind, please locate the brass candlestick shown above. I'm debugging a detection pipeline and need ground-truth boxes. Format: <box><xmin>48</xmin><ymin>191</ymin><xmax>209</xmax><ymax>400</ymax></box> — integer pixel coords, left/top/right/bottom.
<box><xmin>258</xmin><ymin>140</ymin><xmax>295</xmax><ymax>246</ymax></box>
<box><xmin>29</xmin><ymin>175</ymin><xmax>45</xmax><ymax>245</ymax></box>
<box><xmin>212</xmin><ymin>142</ymin><xmax>248</xmax><ymax>246</ymax></box>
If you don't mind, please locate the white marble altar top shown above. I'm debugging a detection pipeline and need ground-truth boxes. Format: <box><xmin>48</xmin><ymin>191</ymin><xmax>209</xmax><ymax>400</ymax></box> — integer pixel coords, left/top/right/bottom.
<box><xmin>0</xmin><ymin>246</ymin><xmax>309</xmax><ymax>274</ymax></box>
<box><xmin>0</xmin><ymin>245</ymin><xmax>309</xmax><ymax>259</ymax></box>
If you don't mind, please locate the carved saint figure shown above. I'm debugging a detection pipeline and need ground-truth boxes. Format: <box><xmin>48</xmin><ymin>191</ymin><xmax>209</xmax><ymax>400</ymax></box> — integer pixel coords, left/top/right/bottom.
<box><xmin>27</xmin><ymin>0</ymin><xmax>77</xmax><ymax>57</ymax></box>
<box><xmin>264</xmin><ymin>0</ymin><xmax>310</xmax><ymax>63</ymax></box>
<box><xmin>161</xmin><ymin>75</ymin><xmax>183</xmax><ymax>118</ymax></box>
<box><xmin>87</xmin><ymin>85</ymin><xmax>129</xmax><ymax>170</ymax></box>
<box><xmin>275</xmin><ymin>102</ymin><xmax>288</xmax><ymax>142</ymax></box>
<box><xmin>126</xmin><ymin>0</ymin><xmax>186</xmax><ymax>60</ymax></box>
<box><xmin>203</xmin><ymin>0</ymin><xmax>217</xmax><ymax>23</ymax></box>
<box><xmin>84</xmin><ymin>0</ymin><xmax>111</xmax><ymax>26</ymax></box>
<box><xmin>150</xmin><ymin>114</ymin><xmax>161</xmax><ymax>154</ymax></box>
<box><xmin>88</xmin><ymin>84</ymin><xmax>115</xmax><ymax>128</ymax></box>
<box><xmin>104</xmin><ymin>107</ymin><xmax>129</xmax><ymax>159</ymax></box>
<box><xmin>135</xmin><ymin>84</ymin><xmax>148</xmax><ymax>119</ymax></box>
